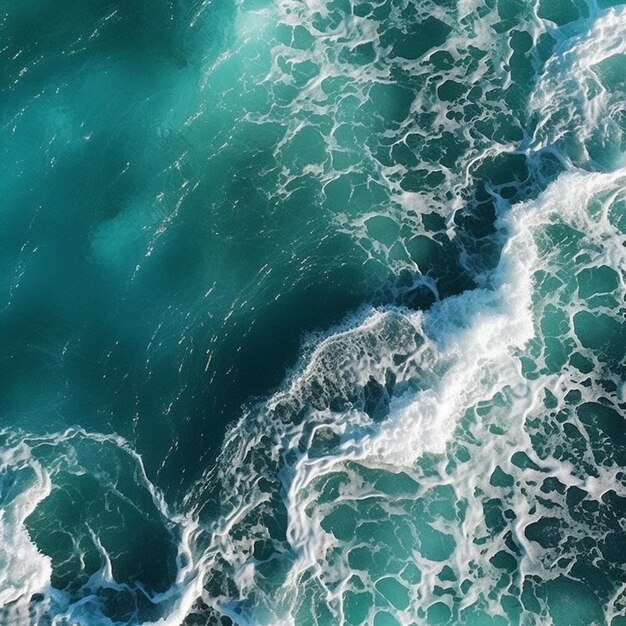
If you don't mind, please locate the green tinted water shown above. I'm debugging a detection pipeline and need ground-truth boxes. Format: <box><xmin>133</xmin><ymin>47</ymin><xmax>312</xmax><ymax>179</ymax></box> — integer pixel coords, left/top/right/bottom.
<box><xmin>0</xmin><ymin>0</ymin><xmax>625</xmax><ymax>624</ymax></box>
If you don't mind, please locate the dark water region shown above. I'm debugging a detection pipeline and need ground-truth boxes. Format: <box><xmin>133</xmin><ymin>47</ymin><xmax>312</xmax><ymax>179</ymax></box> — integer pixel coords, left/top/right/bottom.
<box><xmin>1</xmin><ymin>0</ymin><xmax>625</xmax><ymax>624</ymax></box>
<box><xmin>2</xmin><ymin>0</ymin><xmax>367</xmax><ymax>486</ymax></box>
<box><xmin>2</xmin><ymin>0</ymin><xmax>487</xmax><ymax>497</ymax></box>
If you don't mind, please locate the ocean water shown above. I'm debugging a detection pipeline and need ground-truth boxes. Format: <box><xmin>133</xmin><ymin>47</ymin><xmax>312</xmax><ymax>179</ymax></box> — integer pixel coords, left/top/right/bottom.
<box><xmin>0</xmin><ymin>0</ymin><xmax>625</xmax><ymax>624</ymax></box>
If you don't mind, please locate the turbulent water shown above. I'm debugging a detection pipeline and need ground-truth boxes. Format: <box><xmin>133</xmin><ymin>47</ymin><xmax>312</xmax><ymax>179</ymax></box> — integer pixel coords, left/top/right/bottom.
<box><xmin>1</xmin><ymin>0</ymin><xmax>625</xmax><ymax>624</ymax></box>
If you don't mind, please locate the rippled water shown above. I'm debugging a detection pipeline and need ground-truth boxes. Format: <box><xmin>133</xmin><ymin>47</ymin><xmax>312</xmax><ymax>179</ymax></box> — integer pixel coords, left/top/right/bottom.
<box><xmin>0</xmin><ymin>0</ymin><xmax>625</xmax><ymax>624</ymax></box>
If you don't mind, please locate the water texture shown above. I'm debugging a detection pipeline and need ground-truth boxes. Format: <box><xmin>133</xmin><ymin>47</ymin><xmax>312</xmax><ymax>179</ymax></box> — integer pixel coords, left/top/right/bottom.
<box><xmin>0</xmin><ymin>0</ymin><xmax>625</xmax><ymax>624</ymax></box>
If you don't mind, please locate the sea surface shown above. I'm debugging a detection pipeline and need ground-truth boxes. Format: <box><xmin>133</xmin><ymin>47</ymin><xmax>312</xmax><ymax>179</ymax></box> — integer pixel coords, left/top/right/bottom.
<box><xmin>1</xmin><ymin>0</ymin><xmax>625</xmax><ymax>624</ymax></box>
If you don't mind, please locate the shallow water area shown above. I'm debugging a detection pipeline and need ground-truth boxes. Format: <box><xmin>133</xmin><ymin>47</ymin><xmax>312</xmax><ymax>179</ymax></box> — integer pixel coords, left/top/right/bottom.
<box><xmin>0</xmin><ymin>0</ymin><xmax>625</xmax><ymax>624</ymax></box>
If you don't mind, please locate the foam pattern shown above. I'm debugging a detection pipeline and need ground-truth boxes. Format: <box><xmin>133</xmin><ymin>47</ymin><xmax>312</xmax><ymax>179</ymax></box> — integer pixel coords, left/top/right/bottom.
<box><xmin>1</xmin><ymin>0</ymin><xmax>625</xmax><ymax>624</ymax></box>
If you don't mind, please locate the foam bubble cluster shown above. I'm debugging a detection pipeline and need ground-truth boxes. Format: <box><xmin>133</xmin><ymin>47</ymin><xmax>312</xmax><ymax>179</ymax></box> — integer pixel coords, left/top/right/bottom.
<box><xmin>1</xmin><ymin>0</ymin><xmax>625</xmax><ymax>624</ymax></box>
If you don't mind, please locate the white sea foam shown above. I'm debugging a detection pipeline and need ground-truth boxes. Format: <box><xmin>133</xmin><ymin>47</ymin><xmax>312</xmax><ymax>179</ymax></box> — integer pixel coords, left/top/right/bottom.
<box><xmin>0</xmin><ymin>443</ymin><xmax>52</xmax><ymax>611</ymax></box>
<box><xmin>530</xmin><ymin>4</ymin><xmax>626</xmax><ymax>168</ymax></box>
<box><xmin>182</xmin><ymin>162</ymin><xmax>626</xmax><ymax>625</ymax></box>
<box><xmin>3</xmin><ymin>0</ymin><xmax>626</xmax><ymax>624</ymax></box>
<box><xmin>175</xmin><ymin>1</ymin><xmax>626</xmax><ymax>622</ymax></box>
<box><xmin>0</xmin><ymin>429</ymin><xmax>203</xmax><ymax>626</ymax></box>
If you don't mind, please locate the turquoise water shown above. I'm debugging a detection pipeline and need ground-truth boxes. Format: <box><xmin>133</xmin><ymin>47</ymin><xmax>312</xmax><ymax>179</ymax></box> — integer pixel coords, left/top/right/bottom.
<box><xmin>0</xmin><ymin>0</ymin><xmax>625</xmax><ymax>624</ymax></box>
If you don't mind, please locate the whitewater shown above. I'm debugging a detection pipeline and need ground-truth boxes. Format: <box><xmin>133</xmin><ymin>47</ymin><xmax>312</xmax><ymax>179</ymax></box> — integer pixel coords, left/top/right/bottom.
<box><xmin>0</xmin><ymin>0</ymin><xmax>624</xmax><ymax>625</ymax></box>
